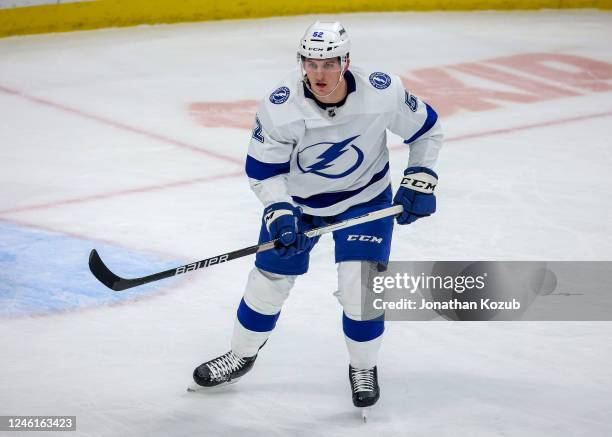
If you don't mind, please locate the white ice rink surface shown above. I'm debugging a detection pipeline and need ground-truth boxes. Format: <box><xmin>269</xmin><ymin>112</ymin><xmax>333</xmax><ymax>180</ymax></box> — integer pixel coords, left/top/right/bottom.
<box><xmin>1</xmin><ymin>10</ymin><xmax>612</xmax><ymax>436</ymax></box>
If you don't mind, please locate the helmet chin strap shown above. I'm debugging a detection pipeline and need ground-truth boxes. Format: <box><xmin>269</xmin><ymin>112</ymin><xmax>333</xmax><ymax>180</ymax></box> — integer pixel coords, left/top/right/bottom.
<box><xmin>301</xmin><ymin>63</ymin><xmax>348</xmax><ymax>99</ymax></box>
<box><xmin>303</xmin><ymin>74</ymin><xmax>344</xmax><ymax>99</ymax></box>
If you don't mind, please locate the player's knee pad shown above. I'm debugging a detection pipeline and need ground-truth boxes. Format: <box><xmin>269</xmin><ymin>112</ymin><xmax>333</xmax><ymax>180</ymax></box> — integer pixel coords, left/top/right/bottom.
<box><xmin>243</xmin><ymin>267</ymin><xmax>296</xmax><ymax>315</ymax></box>
<box><xmin>334</xmin><ymin>261</ymin><xmax>381</xmax><ymax>321</ymax></box>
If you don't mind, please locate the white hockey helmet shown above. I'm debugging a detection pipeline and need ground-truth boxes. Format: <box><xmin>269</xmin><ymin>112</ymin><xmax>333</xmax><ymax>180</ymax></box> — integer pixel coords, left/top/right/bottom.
<box><xmin>297</xmin><ymin>21</ymin><xmax>350</xmax><ymax>66</ymax></box>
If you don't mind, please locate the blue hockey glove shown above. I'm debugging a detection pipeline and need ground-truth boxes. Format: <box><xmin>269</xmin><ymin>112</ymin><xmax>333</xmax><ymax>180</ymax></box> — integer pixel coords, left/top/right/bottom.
<box><xmin>263</xmin><ymin>202</ymin><xmax>313</xmax><ymax>258</ymax></box>
<box><xmin>393</xmin><ymin>166</ymin><xmax>438</xmax><ymax>225</ymax></box>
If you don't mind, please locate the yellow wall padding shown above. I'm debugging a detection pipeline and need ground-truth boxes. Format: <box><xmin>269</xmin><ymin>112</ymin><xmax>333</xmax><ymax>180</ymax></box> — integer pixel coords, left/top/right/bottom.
<box><xmin>1</xmin><ymin>0</ymin><xmax>611</xmax><ymax>38</ymax></box>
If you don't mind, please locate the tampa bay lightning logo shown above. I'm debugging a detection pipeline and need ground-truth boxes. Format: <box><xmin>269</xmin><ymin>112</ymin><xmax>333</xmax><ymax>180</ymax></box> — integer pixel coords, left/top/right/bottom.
<box><xmin>269</xmin><ymin>86</ymin><xmax>290</xmax><ymax>104</ymax></box>
<box><xmin>369</xmin><ymin>72</ymin><xmax>391</xmax><ymax>89</ymax></box>
<box><xmin>297</xmin><ymin>135</ymin><xmax>364</xmax><ymax>179</ymax></box>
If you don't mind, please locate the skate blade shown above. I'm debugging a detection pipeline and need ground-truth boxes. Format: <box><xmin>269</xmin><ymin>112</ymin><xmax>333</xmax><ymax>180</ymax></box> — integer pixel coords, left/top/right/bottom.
<box><xmin>187</xmin><ymin>377</ymin><xmax>241</xmax><ymax>392</ymax></box>
<box><xmin>360</xmin><ymin>407</ymin><xmax>371</xmax><ymax>423</ymax></box>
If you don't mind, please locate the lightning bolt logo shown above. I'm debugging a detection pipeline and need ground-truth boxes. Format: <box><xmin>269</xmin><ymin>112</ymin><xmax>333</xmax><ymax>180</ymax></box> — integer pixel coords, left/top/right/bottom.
<box><xmin>297</xmin><ymin>135</ymin><xmax>364</xmax><ymax>179</ymax></box>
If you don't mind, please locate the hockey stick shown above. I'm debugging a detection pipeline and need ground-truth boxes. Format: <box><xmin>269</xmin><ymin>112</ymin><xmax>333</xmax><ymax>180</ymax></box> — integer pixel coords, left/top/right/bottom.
<box><xmin>89</xmin><ymin>204</ymin><xmax>403</xmax><ymax>291</ymax></box>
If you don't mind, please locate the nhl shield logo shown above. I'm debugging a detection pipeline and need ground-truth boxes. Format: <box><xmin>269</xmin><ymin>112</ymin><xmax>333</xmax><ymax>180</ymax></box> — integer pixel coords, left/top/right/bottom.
<box><xmin>269</xmin><ymin>86</ymin><xmax>291</xmax><ymax>104</ymax></box>
<box><xmin>369</xmin><ymin>72</ymin><xmax>391</xmax><ymax>89</ymax></box>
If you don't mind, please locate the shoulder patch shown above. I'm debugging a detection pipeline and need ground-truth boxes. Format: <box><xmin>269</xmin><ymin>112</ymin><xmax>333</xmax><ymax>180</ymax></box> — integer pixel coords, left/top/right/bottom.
<box><xmin>269</xmin><ymin>86</ymin><xmax>291</xmax><ymax>104</ymax></box>
<box><xmin>369</xmin><ymin>72</ymin><xmax>391</xmax><ymax>90</ymax></box>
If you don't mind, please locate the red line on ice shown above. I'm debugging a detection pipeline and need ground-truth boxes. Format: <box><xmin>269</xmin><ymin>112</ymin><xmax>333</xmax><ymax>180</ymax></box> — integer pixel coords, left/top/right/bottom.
<box><xmin>389</xmin><ymin>110</ymin><xmax>612</xmax><ymax>150</ymax></box>
<box><xmin>445</xmin><ymin>110</ymin><xmax>612</xmax><ymax>143</ymax></box>
<box><xmin>0</xmin><ymin>171</ymin><xmax>244</xmax><ymax>215</ymax></box>
<box><xmin>1</xmin><ymin>110</ymin><xmax>610</xmax><ymax>216</ymax></box>
<box><xmin>0</xmin><ymin>84</ymin><xmax>242</xmax><ymax>166</ymax></box>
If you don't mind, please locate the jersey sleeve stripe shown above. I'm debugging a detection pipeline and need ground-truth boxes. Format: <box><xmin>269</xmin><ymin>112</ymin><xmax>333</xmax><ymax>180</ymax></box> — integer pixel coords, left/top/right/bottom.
<box><xmin>245</xmin><ymin>155</ymin><xmax>290</xmax><ymax>181</ymax></box>
<box><xmin>292</xmin><ymin>163</ymin><xmax>389</xmax><ymax>209</ymax></box>
<box><xmin>403</xmin><ymin>103</ymin><xmax>438</xmax><ymax>144</ymax></box>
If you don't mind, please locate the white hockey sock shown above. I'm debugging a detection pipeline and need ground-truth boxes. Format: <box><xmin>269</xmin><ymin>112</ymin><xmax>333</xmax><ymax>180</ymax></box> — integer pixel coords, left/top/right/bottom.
<box><xmin>344</xmin><ymin>335</ymin><xmax>383</xmax><ymax>369</ymax></box>
<box><xmin>230</xmin><ymin>267</ymin><xmax>295</xmax><ymax>358</ymax></box>
<box><xmin>231</xmin><ymin>317</ymin><xmax>273</xmax><ymax>358</ymax></box>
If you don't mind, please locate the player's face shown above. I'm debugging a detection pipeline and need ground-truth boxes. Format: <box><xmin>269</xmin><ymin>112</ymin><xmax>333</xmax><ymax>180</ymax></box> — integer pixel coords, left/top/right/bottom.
<box><xmin>302</xmin><ymin>57</ymin><xmax>343</xmax><ymax>95</ymax></box>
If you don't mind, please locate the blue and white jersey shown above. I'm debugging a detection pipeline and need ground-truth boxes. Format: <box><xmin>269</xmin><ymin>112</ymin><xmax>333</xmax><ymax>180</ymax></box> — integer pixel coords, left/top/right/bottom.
<box><xmin>246</xmin><ymin>66</ymin><xmax>443</xmax><ymax>217</ymax></box>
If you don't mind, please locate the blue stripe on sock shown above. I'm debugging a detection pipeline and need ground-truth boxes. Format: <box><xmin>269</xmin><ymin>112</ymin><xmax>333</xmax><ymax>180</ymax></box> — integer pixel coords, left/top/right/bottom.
<box><xmin>237</xmin><ymin>298</ymin><xmax>280</xmax><ymax>332</ymax></box>
<box><xmin>342</xmin><ymin>312</ymin><xmax>385</xmax><ymax>342</ymax></box>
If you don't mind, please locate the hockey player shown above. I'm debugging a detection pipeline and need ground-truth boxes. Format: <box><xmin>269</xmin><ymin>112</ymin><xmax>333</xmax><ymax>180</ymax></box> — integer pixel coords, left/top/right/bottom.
<box><xmin>192</xmin><ymin>21</ymin><xmax>442</xmax><ymax>414</ymax></box>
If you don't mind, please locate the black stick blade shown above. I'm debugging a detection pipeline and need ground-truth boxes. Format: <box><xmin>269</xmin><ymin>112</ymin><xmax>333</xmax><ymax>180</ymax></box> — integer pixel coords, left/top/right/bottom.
<box><xmin>89</xmin><ymin>249</ymin><xmax>128</xmax><ymax>291</ymax></box>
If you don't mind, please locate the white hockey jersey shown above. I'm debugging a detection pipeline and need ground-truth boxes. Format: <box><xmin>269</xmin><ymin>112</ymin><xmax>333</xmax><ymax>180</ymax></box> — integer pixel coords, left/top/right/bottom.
<box><xmin>245</xmin><ymin>66</ymin><xmax>443</xmax><ymax>217</ymax></box>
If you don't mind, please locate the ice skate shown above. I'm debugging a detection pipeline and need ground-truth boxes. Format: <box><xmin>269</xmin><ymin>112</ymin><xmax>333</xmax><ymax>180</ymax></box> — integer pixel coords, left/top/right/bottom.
<box><xmin>349</xmin><ymin>365</ymin><xmax>379</xmax><ymax>421</ymax></box>
<box><xmin>188</xmin><ymin>350</ymin><xmax>257</xmax><ymax>391</ymax></box>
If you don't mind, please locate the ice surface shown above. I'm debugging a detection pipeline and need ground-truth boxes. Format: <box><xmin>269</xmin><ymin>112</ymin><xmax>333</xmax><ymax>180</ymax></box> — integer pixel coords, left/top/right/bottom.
<box><xmin>1</xmin><ymin>11</ymin><xmax>611</xmax><ymax>436</ymax></box>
